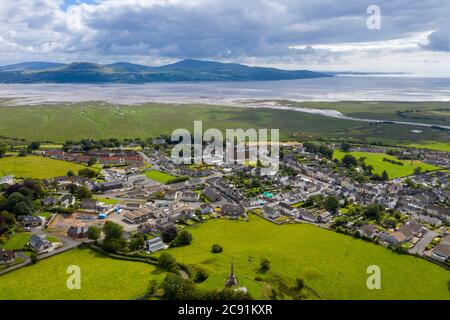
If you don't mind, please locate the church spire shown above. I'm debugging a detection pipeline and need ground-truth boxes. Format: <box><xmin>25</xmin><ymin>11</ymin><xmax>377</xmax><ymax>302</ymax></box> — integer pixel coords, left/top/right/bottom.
<box><xmin>225</xmin><ymin>260</ymin><xmax>238</xmax><ymax>287</ymax></box>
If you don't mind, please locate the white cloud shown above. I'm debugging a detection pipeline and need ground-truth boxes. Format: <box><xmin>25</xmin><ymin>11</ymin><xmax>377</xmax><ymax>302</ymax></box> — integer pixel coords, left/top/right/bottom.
<box><xmin>0</xmin><ymin>0</ymin><xmax>449</xmax><ymax>76</ymax></box>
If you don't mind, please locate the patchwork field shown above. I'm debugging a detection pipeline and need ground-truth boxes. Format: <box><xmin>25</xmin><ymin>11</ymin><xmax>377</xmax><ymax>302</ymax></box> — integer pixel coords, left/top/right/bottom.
<box><xmin>167</xmin><ymin>216</ymin><xmax>450</xmax><ymax>300</ymax></box>
<box><xmin>144</xmin><ymin>170</ymin><xmax>177</xmax><ymax>184</ymax></box>
<box><xmin>0</xmin><ymin>156</ymin><xmax>88</xmax><ymax>179</ymax></box>
<box><xmin>0</xmin><ymin>248</ymin><xmax>164</xmax><ymax>300</ymax></box>
<box><xmin>0</xmin><ymin>102</ymin><xmax>448</xmax><ymax>146</ymax></box>
<box><xmin>333</xmin><ymin>151</ymin><xmax>442</xmax><ymax>179</ymax></box>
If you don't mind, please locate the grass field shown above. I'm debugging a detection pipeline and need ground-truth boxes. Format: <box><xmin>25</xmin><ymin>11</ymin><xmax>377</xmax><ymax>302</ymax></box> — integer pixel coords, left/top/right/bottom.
<box><xmin>0</xmin><ymin>248</ymin><xmax>165</xmax><ymax>300</ymax></box>
<box><xmin>0</xmin><ymin>102</ymin><xmax>448</xmax><ymax>146</ymax></box>
<box><xmin>93</xmin><ymin>196</ymin><xmax>120</xmax><ymax>205</ymax></box>
<box><xmin>1</xmin><ymin>232</ymin><xmax>31</xmax><ymax>250</ymax></box>
<box><xmin>144</xmin><ymin>170</ymin><xmax>177</xmax><ymax>184</ymax></box>
<box><xmin>333</xmin><ymin>151</ymin><xmax>442</xmax><ymax>179</ymax></box>
<box><xmin>406</xmin><ymin>142</ymin><xmax>450</xmax><ymax>152</ymax></box>
<box><xmin>0</xmin><ymin>156</ymin><xmax>89</xmax><ymax>179</ymax></box>
<box><xmin>167</xmin><ymin>216</ymin><xmax>450</xmax><ymax>300</ymax></box>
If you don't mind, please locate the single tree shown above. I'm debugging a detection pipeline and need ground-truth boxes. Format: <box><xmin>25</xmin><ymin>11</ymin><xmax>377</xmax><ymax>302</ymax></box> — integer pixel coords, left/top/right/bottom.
<box><xmin>158</xmin><ymin>252</ymin><xmax>176</xmax><ymax>270</ymax></box>
<box><xmin>87</xmin><ymin>226</ymin><xmax>101</xmax><ymax>241</ymax></box>
<box><xmin>260</xmin><ymin>258</ymin><xmax>271</xmax><ymax>272</ymax></box>
<box><xmin>211</xmin><ymin>244</ymin><xmax>223</xmax><ymax>253</ymax></box>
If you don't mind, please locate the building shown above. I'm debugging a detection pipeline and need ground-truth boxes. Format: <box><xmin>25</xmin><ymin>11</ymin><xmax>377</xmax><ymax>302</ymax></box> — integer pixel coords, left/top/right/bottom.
<box><xmin>123</xmin><ymin>208</ymin><xmax>153</xmax><ymax>224</ymax></box>
<box><xmin>262</xmin><ymin>205</ymin><xmax>280</xmax><ymax>219</ymax></box>
<box><xmin>202</xmin><ymin>187</ymin><xmax>221</xmax><ymax>202</ymax></box>
<box><xmin>80</xmin><ymin>199</ymin><xmax>98</xmax><ymax>210</ymax></box>
<box><xmin>67</xmin><ymin>226</ymin><xmax>89</xmax><ymax>239</ymax></box>
<box><xmin>99</xmin><ymin>180</ymin><xmax>124</xmax><ymax>191</ymax></box>
<box><xmin>61</xmin><ymin>195</ymin><xmax>76</xmax><ymax>208</ymax></box>
<box><xmin>180</xmin><ymin>191</ymin><xmax>200</xmax><ymax>202</ymax></box>
<box><xmin>225</xmin><ymin>261</ymin><xmax>238</xmax><ymax>287</ymax></box>
<box><xmin>0</xmin><ymin>249</ymin><xmax>16</xmax><ymax>264</ymax></box>
<box><xmin>145</xmin><ymin>237</ymin><xmax>166</xmax><ymax>253</ymax></box>
<box><xmin>431</xmin><ymin>244</ymin><xmax>450</xmax><ymax>263</ymax></box>
<box><xmin>298</xmin><ymin>209</ymin><xmax>318</xmax><ymax>223</ymax></box>
<box><xmin>356</xmin><ymin>225</ymin><xmax>378</xmax><ymax>239</ymax></box>
<box><xmin>221</xmin><ymin>204</ymin><xmax>245</xmax><ymax>217</ymax></box>
<box><xmin>42</xmin><ymin>197</ymin><xmax>59</xmax><ymax>206</ymax></box>
<box><xmin>28</xmin><ymin>234</ymin><xmax>52</xmax><ymax>253</ymax></box>
<box><xmin>165</xmin><ymin>191</ymin><xmax>179</xmax><ymax>201</ymax></box>
<box><xmin>17</xmin><ymin>215</ymin><xmax>43</xmax><ymax>228</ymax></box>
<box><xmin>199</xmin><ymin>203</ymin><xmax>214</xmax><ymax>214</ymax></box>
<box><xmin>137</xmin><ymin>219</ymin><xmax>157</xmax><ymax>234</ymax></box>
<box><xmin>0</xmin><ymin>175</ymin><xmax>15</xmax><ymax>186</ymax></box>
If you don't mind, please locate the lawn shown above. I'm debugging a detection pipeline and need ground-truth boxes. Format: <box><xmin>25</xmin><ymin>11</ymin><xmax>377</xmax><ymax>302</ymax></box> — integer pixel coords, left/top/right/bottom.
<box><xmin>93</xmin><ymin>196</ymin><xmax>120</xmax><ymax>205</ymax></box>
<box><xmin>406</xmin><ymin>141</ymin><xmax>450</xmax><ymax>152</ymax></box>
<box><xmin>1</xmin><ymin>232</ymin><xmax>32</xmax><ymax>250</ymax></box>
<box><xmin>0</xmin><ymin>155</ymin><xmax>88</xmax><ymax>179</ymax></box>
<box><xmin>167</xmin><ymin>216</ymin><xmax>450</xmax><ymax>300</ymax></box>
<box><xmin>0</xmin><ymin>248</ymin><xmax>165</xmax><ymax>300</ymax></box>
<box><xmin>144</xmin><ymin>170</ymin><xmax>177</xmax><ymax>184</ymax></box>
<box><xmin>333</xmin><ymin>151</ymin><xmax>442</xmax><ymax>179</ymax></box>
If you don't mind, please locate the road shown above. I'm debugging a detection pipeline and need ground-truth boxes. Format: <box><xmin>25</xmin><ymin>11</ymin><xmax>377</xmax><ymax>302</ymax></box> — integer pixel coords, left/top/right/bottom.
<box><xmin>409</xmin><ymin>230</ymin><xmax>437</xmax><ymax>255</ymax></box>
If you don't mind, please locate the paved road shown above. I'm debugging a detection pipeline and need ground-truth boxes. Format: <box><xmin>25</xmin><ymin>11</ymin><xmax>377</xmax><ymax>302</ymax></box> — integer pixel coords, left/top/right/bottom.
<box><xmin>409</xmin><ymin>230</ymin><xmax>437</xmax><ymax>255</ymax></box>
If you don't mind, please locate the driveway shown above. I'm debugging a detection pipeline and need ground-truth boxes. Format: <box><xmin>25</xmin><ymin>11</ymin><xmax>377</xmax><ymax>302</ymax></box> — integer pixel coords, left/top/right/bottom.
<box><xmin>409</xmin><ymin>230</ymin><xmax>437</xmax><ymax>255</ymax></box>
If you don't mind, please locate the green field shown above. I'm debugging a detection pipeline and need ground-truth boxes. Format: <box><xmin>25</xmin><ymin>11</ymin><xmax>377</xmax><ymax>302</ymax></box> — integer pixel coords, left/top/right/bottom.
<box><xmin>333</xmin><ymin>151</ymin><xmax>442</xmax><ymax>179</ymax></box>
<box><xmin>167</xmin><ymin>216</ymin><xmax>450</xmax><ymax>300</ymax></box>
<box><xmin>0</xmin><ymin>156</ymin><xmax>88</xmax><ymax>179</ymax></box>
<box><xmin>0</xmin><ymin>248</ymin><xmax>164</xmax><ymax>300</ymax></box>
<box><xmin>406</xmin><ymin>142</ymin><xmax>450</xmax><ymax>152</ymax></box>
<box><xmin>0</xmin><ymin>102</ymin><xmax>448</xmax><ymax>146</ymax></box>
<box><xmin>144</xmin><ymin>170</ymin><xmax>177</xmax><ymax>184</ymax></box>
<box><xmin>1</xmin><ymin>218</ymin><xmax>449</xmax><ymax>300</ymax></box>
<box><xmin>93</xmin><ymin>196</ymin><xmax>120</xmax><ymax>205</ymax></box>
<box><xmin>0</xmin><ymin>232</ymin><xmax>31</xmax><ymax>250</ymax></box>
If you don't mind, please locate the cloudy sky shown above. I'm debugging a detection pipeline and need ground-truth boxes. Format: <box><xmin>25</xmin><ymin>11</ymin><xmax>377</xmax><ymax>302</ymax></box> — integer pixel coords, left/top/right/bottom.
<box><xmin>1</xmin><ymin>0</ymin><xmax>450</xmax><ymax>76</ymax></box>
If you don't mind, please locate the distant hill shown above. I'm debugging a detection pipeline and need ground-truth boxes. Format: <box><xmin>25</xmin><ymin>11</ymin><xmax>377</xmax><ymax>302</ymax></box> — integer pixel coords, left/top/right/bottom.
<box><xmin>0</xmin><ymin>59</ymin><xmax>331</xmax><ymax>83</ymax></box>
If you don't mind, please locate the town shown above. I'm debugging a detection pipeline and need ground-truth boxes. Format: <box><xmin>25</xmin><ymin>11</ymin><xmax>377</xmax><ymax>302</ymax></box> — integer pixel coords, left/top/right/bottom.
<box><xmin>1</xmin><ymin>137</ymin><xmax>449</xmax><ymax>283</ymax></box>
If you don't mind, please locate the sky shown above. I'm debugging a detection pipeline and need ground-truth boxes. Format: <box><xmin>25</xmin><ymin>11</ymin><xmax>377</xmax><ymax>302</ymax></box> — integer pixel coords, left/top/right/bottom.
<box><xmin>1</xmin><ymin>0</ymin><xmax>450</xmax><ymax>76</ymax></box>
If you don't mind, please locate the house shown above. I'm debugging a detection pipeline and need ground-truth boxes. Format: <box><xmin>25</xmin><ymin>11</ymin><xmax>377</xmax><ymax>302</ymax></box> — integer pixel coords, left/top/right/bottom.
<box><xmin>202</xmin><ymin>187</ymin><xmax>221</xmax><ymax>202</ymax></box>
<box><xmin>0</xmin><ymin>249</ymin><xmax>16</xmax><ymax>264</ymax></box>
<box><xmin>180</xmin><ymin>191</ymin><xmax>200</xmax><ymax>202</ymax></box>
<box><xmin>99</xmin><ymin>180</ymin><xmax>124</xmax><ymax>191</ymax></box>
<box><xmin>67</xmin><ymin>226</ymin><xmax>89</xmax><ymax>239</ymax></box>
<box><xmin>137</xmin><ymin>219</ymin><xmax>157</xmax><ymax>234</ymax></box>
<box><xmin>127</xmin><ymin>174</ymin><xmax>146</xmax><ymax>186</ymax></box>
<box><xmin>145</xmin><ymin>237</ymin><xmax>166</xmax><ymax>253</ymax></box>
<box><xmin>165</xmin><ymin>191</ymin><xmax>179</xmax><ymax>201</ymax></box>
<box><xmin>398</xmin><ymin>222</ymin><xmax>422</xmax><ymax>238</ymax></box>
<box><xmin>199</xmin><ymin>203</ymin><xmax>214</xmax><ymax>214</ymax></box>
<box><xmin>156</xmin><ymin>217</ymin><xmax>172</xmax><ymax>230</ymax></box>
<box><xmin>61</xmin><ymin>195</ymin><xmax>76</xmax><ymax>208</ymax></box>
<box><xmin>277</xmin><ymin>202</ymin><xmax>299</xmax><ymax>218</ymax></box>
<box><xmin>356</xmin><ymin>225</ymin><xmax>378</xmax><ymax>239</ymax></box>
<box><xmin>431</xmin><ymin>244</ymin><xmax>450</xmax><ymax>263</ymax></box>
<box><xmin>318</xmin><ymin>211</ymin><xmax>333</xmax><ymax>223</ymax></box>
<box><xmin>42</xmin><ymin>197</ymin><xmax>59</xmax><ymax>206</ymax></box>
<box><xmin>298</xmin><ymin>209</ymin><xmax>318</xmax><ymax>223</ymax></box>
<box><xmin>0</xmin><ymin>175</ymin><xmax>15</xmax><ymax>186</ymax></box>
<box><xmin>383</xmin><ymin>231</ymin><xmax>408</xmax><ymax>246</ymax></box>
<box><xmin>28</xmin><ymin>234</ymin><xmax>52</xmax><ymax>253</ymax></box>
<box><xmin>17</xmin><ymin>215</ymin><xmax>43</xmax><ymax>228</ymax></box>
<box><xmin>80</xmin><ymin>199</ymin><xmax>98</xmax><ymax>210</ymax></box>
<box><xmin>262</xmin><ymin>205</ymin><xmax>280</xmax><ymax>219</ymax></box>
<box><xmin>221</xmin><ymin>204</ymin><xmax>245</xmax><ymax>217</ymax></box>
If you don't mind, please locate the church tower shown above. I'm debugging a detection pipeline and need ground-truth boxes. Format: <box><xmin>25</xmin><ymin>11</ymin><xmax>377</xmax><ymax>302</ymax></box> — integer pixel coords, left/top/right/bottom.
<box><xmin>225</xmin><ymin>260</ymin><xmax>238</xmax><ymax>287</ymax></box>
